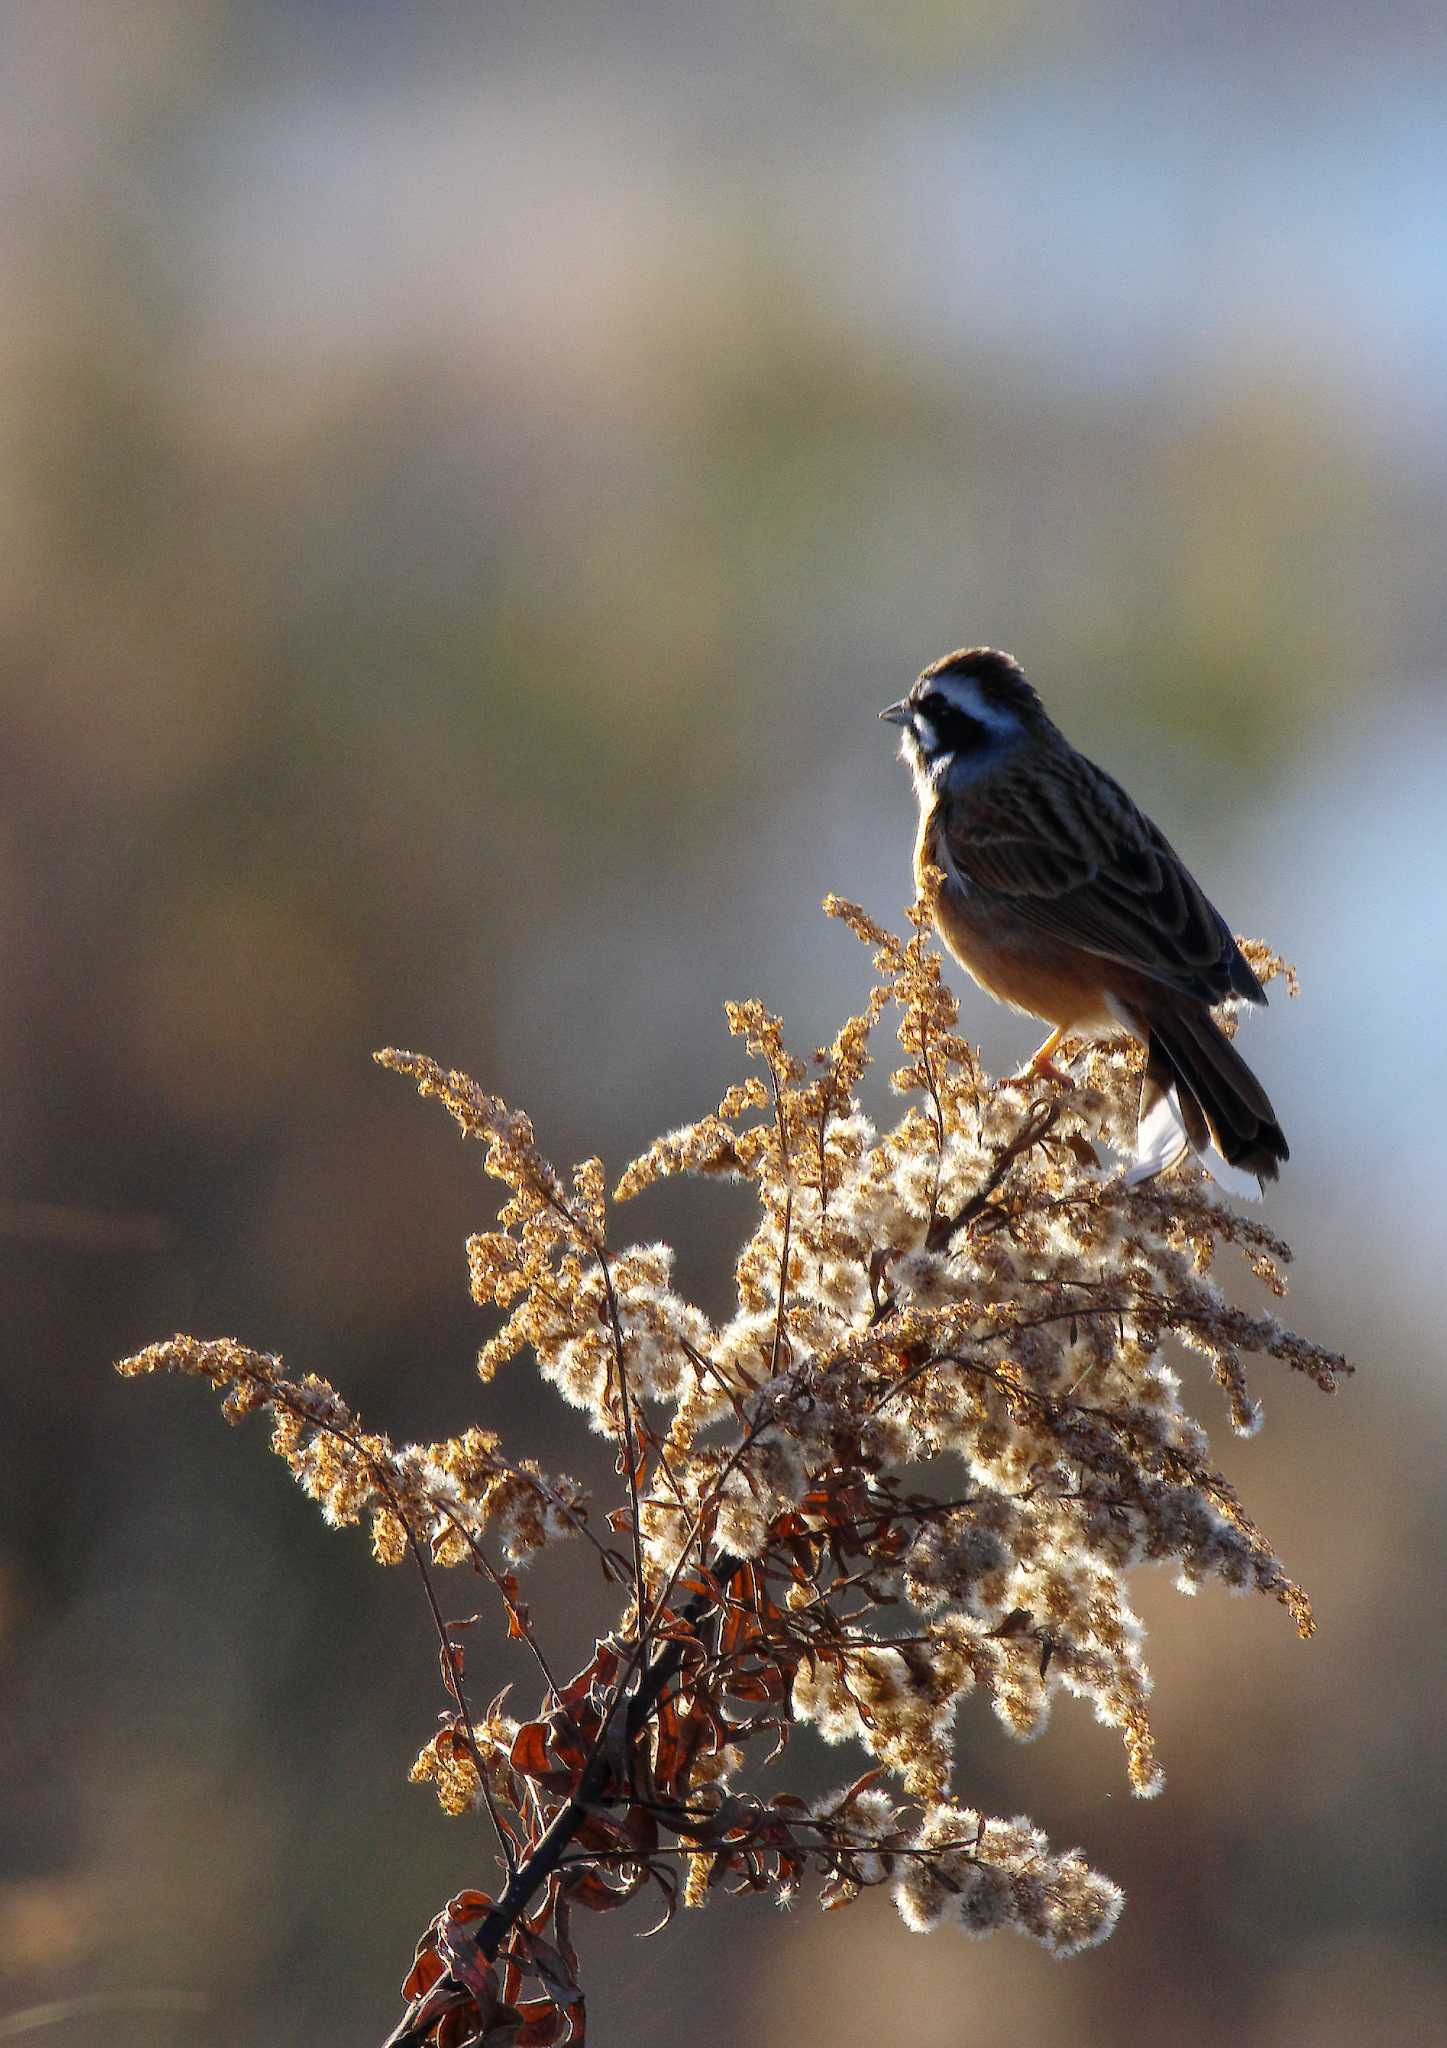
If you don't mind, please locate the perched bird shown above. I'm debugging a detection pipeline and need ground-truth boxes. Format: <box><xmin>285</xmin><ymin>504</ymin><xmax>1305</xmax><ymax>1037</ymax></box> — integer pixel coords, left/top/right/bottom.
<box><xmin>881</xmin><ymin>647</ymin><xmax>1288</xmax><ymax>1198</ymax></box>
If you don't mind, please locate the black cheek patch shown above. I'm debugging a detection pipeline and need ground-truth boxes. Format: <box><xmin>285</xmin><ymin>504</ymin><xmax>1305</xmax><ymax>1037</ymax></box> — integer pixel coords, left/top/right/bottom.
<box><xmin>950</xmin><ymin>711</ymin><xmax>994</xmax><ymax>754</ymax></box>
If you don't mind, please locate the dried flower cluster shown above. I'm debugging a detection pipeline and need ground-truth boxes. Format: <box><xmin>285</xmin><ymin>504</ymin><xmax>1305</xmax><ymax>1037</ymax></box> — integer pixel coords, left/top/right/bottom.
<box><xmin>119</xmin><ymin>892</ymin><xmax>1349</xmax><ymax>2048</ymax></box>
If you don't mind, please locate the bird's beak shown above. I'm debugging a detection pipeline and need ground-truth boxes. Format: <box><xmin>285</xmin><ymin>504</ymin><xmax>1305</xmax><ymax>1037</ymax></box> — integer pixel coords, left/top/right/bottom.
<box><xmin>879</xmin><ymin>700</ymin><xmax>911</xmax><ymax>727</ymax></box>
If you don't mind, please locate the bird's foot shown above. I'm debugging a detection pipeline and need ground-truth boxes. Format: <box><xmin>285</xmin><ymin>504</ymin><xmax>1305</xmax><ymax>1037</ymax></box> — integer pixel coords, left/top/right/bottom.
<box><xmin>1004</xmin><ymin>1058</ymin><xmax>1070</xmax><ymax>1088</ymax></box>
<box><xmin>1019</xmin><ymin>1057</ymin><xmax>1071</xmax><ymax>1086</ymax></box>
<box><xmin>1004</xmin><ymin>1029</ymin><xmax>1071</xmax><ymax>1088</ymax></box>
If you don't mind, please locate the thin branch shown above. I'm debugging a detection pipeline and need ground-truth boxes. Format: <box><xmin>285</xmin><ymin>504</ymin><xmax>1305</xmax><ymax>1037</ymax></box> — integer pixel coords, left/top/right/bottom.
<box><xmin>769</xmin><ymin>1189</ymin><xmax>794</xmax><ymax>1382</ymax></box>
<box><xmin>595</xmin><ymin>1241</ymin><xmax>651</xmax><ymax>1645</ymax></box>
<box><xmin>274</xmin><ymin>1393</ymin><xmax>521</xmax><ymax>1880</ymax></box>
<box><xmin>395</xmin><ymin>1504</ymin><xmax>520</xmax><ymax>1878</ymax></box>
<box><xmin>917</xmin><ymin>1015</ymin><xmax>948</xmax><ymax>1243</ymax></box>
<box><xmin>540</xmin><ymin>1179</ymin><xmax>652</xmax><ymax>1647</ymax></box>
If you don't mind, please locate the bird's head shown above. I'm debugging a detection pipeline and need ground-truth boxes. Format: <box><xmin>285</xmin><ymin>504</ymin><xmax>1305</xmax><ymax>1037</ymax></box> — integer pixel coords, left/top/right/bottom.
<box><xmin>880</xmin><ymin>647</ymin><xmax>1044</xmax><ymax>796</ymax></box>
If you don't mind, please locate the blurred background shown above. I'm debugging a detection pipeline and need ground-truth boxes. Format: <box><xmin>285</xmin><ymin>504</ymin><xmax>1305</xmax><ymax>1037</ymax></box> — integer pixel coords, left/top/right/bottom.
<box><xmin>3</xmin><ymin>2</ymin><xmax>1446</xmax><ymax>2042</ymax></box>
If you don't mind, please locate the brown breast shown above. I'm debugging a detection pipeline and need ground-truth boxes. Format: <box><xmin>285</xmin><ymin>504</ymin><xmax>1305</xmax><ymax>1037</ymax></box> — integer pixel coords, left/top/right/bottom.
<box><xmin>916</xmin><ymin>806</ymin><xmax>1119</xmax><ymax>1032</ymax></box>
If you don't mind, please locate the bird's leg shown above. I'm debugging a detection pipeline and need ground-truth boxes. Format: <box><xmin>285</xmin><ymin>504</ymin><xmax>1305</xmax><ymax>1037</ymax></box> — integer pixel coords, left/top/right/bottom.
<box><xmin>1007</xmin><ymin>1026</ymin><xmax>1070</xmax><ymax>1087</ymax></box>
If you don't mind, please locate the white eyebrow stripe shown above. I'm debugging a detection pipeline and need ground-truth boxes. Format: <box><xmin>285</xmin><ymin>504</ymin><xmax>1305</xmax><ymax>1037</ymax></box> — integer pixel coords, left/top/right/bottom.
<box><xmin>928</xmin><ymin>673</ymin><xmax>1021</xmax><ymax>738</ymax></box>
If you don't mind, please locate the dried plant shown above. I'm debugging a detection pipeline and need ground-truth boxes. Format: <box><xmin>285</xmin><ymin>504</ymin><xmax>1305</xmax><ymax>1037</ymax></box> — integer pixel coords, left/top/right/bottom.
<box><xmin>118</xmin><ymin>891</ymin><xmax>1348</xmax><ymax>2047</ymax></box>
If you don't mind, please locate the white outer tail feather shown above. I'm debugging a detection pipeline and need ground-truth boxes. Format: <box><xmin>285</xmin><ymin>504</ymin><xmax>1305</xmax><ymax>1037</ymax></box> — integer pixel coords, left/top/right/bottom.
<box><xmin>1123</xmin><ymin>1080</ymin><xmax>1264</xmax><ymax>1203</ymax></box>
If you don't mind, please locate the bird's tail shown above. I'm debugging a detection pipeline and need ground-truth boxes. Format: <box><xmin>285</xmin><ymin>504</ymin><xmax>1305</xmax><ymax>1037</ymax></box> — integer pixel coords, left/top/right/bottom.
<box><xmin>1128</xmin><ymin>1000</ymin><xmax>1288</xmax><ymax>1200</ymax></box>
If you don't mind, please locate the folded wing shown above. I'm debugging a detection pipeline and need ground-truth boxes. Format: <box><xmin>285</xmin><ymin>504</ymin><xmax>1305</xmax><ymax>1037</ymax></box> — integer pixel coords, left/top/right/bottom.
<box><xmin>938</xmin><ymin>753</ymin><xmax>1265</xmax><ymax>1009</ymax></box>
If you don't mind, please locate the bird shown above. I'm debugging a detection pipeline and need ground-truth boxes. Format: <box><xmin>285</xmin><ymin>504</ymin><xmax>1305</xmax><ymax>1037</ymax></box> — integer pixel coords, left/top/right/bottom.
<box><xmin>880</xmin><ymin>647</ymin><xmax>1288</xmax><ymax>1198</ymax></box>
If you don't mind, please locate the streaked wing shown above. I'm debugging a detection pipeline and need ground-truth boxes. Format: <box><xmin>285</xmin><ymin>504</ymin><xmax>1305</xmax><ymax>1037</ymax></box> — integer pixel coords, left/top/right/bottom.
<box><xmin>937</xmin><ymin>752</ymin><xmax>1264</xmax><ymax>1006</ymax></box>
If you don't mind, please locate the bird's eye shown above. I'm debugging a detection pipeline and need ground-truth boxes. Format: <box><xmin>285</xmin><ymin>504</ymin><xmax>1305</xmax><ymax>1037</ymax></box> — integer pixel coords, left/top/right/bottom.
<box><xmin>917</xmin><ymin>692</ymin><xmax>946</xmax><ymax>719</ymax></box>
